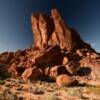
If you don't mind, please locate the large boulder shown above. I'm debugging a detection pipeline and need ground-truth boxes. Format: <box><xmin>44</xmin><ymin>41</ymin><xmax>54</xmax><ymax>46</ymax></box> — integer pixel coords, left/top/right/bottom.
<box><xmin>56</xmin><ymin>74</ymin><xmax>75</xmax><ymax>87</ymax></box>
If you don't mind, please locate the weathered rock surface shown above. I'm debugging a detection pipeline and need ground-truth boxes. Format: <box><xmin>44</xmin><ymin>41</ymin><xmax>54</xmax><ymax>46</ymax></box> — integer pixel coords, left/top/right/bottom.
<box><xmin>56</xmin><ymin>74</ymin><xmax>75</xmax><ymax>87</ymax></box>
<box><xmin>0</xmin><ymin>8</ymin><xmax>100</xmax><ymax>87</ymax></box>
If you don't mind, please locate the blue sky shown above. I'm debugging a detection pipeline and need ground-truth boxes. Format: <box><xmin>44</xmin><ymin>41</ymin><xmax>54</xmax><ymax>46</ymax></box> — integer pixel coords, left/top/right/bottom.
<box><xmin>0</xmin><ymin>0</ymin><xmax>100</xmax><ymax>52</ymax></box>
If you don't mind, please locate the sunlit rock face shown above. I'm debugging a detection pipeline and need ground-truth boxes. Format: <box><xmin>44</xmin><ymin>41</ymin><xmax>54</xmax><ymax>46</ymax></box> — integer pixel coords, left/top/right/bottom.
<box><xmin>31</xmin><ymin>8</ymin><xmax>94</xmax><ymax>52</ymax></box>
<box><xmin>0</xmin><ymin>8</ymin><xmax>100</xmax><ymax>85</ymax></box>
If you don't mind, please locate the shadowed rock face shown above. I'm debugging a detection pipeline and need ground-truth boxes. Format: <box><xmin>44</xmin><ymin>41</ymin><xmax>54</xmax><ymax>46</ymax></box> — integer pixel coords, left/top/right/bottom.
<box><xmin>71</xmin><ymin>28</ymin><xmax>95</xmax><ymax>51</ymax></box>
<box><xmin>0</xmin><ymin>8</ymin><xmax>100</xmax><ymax>85</ymax></box>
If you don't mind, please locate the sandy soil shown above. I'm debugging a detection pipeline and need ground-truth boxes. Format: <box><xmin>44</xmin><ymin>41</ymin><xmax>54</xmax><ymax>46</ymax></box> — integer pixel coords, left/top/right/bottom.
<box><xmin>0</xmin><ymin>78</ymin><xmax>100</xmax><ymax>100</ymax></box>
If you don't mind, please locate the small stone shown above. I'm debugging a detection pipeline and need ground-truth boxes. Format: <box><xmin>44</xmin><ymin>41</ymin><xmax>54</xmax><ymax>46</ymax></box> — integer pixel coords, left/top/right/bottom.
<box><xmin>46</xmin><ymin>88</ymin><xmax>54</xmax><ymax>92</ymax></box>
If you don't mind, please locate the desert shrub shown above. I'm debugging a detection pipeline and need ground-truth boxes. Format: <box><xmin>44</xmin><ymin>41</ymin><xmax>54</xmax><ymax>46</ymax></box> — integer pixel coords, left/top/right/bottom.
<box><xmin>0</xmin><ymin>80</ymin><xmax>5</xmax><ymax>85</ymax></box>
<box><xmin>2</xmin><ymin>88</ymin><xmax>18</xmax><ymax>100</ymax></box>
<box><xmin>0</xmin><ymin>63</ymin><xmax>10</xmax><ymax>79</ymax></box>
<box><xmin>32</xmin><ymin>87</ymin><xmax>45</xmax><ymax>95</ymax></box>
<box><xmin>43</xmin><ymin>94</ymin><xmax>59</xmax><ymax>100</ymax></box>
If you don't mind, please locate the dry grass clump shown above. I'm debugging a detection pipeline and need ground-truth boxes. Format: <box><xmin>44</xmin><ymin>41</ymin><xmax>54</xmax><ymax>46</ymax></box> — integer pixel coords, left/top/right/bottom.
<box><xmin>43</xmin><ymin>94</ymin><xmax>59</xmax><ymax>100</ymax></box>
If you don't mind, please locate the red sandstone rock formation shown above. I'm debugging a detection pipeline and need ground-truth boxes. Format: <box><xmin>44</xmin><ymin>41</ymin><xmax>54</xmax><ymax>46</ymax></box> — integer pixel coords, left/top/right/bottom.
<box><xmin>0</xmin><ymin>8</ymin><xmax>100</xmax><ymax>86</ymax></box>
